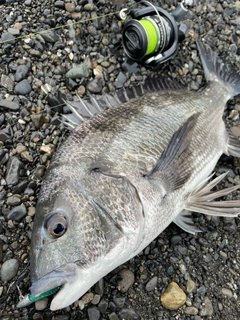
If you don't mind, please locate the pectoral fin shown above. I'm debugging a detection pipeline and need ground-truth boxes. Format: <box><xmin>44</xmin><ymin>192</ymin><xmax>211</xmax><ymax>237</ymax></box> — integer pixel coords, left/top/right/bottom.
<box><xmin>146</xmin><ymin>113</ymin><xmax>200</xmax><ymax>191</ymax></box>
<box><xmin>185</xmin><ymin>172</ymin><xmax>240</xmax><ymax>217</ymax></box>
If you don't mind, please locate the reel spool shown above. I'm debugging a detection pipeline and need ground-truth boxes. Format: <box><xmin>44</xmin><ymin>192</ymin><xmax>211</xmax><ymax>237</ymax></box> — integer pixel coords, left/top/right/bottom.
<box><xmin>121</xmin><ymin>1</ymin><xmax>188</xmax><ymax>67</ymax></box>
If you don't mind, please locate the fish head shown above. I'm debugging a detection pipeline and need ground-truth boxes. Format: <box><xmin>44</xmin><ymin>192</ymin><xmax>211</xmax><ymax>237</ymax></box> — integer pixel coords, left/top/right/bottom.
<box><xmin>30</xmin><ymin>175</ymin><xmax>127</xmax><ymax>310</ymax></box>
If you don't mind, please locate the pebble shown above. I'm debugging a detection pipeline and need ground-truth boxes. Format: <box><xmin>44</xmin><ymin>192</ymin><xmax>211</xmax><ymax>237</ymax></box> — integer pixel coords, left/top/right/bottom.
<box><xmin>0</xmin><ymin>100</ymin><xmax>19</xmax><ymax>111</ymax></box>
<box><xmin>1</xmin><ymin>75</ymin><xmax>14</xmax><ymax>91</ymax></box>
<box><xmin>117</xmin><ymin>269</ymin><xmax>135</xmax><ymax>293</ymax></box>
<box><xmin>1</xmin><ymin>259</ymin><xmax>19</xmax><ymax>281</ymax></box>
<box><xmin>15</xmin><ymin>65</ymin><xmax>30</xmax><ymax>82</ymax></box>
<box><xmin>35</xmin><ymin>297</ymin><xmax>49</xmax><ymax>310</ymax></box>
<box><xmin>91</xmin><ymin>294</ymin><xmax>101</xmax><ymax>305</ymax></box>
<box><xmin>7</xmin><ymin>204</ymin><xmax>27</xmax><ymax>221</ymax></box>
<box><xmin>87</xmin><ymin>306</ymin><xmax>100</xmax><ymax>320</ymax></box>
<box><xmin>6</xmin><ymin>195</ymin><xmax>21</xmax><ymax>206</ymax></box>
<box><xmin>221</xmin><ymin>287</ymin><xmax>233</xmax><ymax>298</ymax></box>
<box><xmin>15</xmin><ymin>79</ymin><xmax>32</xmax><ymax>95</ymax></box>
<box><xmin>160</xmin><ymin>282</ymin><xmax>186</xmax><ymax>310</ymax></box>
<box><xmin>66</xmin><ymin>64</ymin><xmax>90</xmax><ymax>79</ymax></box>
<box><xmin>5</xmin><ymin>156</ymin><xmax>22</xmax><ymax>185</ymax></box>
<box><xmin>199</xmin><ymin>296</ymin><xmax>213</xmax><ymax>316</ymax></box>
<box><xmin>171</xmin><ymin>235</ymin><xmax>182</xmax><ymax>245</ymax></box>
<box><xmin>113</xmin><ymin>297</ymin><xmax>125</xmax><ymax>309</ymax></box>
<box><xmin>108</xmin><ymin>312</ymin><xmax>119</xmax><ymax>320</ymax></box>
<box><xmin>186</xmin><ymin>279</ymin><xmax>196</xmax><ymax>293</ymax></box>
<box><xmin>118</xmin><ymin>308</ymin><xmax>139</xmax><ymax>320</ymax></box>
<box><xmin>98</xmin><ymin>299</ymin><xmax>108</xmax><ymax>313</ymax></box>
<box><xmin>145</xmin><ymin>276</ymin><xmax>158</xmax><ymax>291</ymax></box>
<box><xmin>184</xmin><ymin>306</ymin><xmax>198</xmax><ymax>315</ymax></box>
<box><xmin>82</xmin><ymin>292</ymin><xmax>94</xmax><ymax>304</ymax></box>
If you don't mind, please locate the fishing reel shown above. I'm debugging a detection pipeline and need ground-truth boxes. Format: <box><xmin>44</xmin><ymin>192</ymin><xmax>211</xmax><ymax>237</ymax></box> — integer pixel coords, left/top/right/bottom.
<box><xmin>120</xmin><ymin>1</ymin><xmax>188</xmax><ymax>67</ymax></box>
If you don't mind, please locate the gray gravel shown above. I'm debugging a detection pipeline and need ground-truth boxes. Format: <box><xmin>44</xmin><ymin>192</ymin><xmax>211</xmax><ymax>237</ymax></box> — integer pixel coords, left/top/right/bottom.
<box><xmin>0</xmin><ymin>0</ymin><xmax>240</xmax><ymax>319</ymax></box>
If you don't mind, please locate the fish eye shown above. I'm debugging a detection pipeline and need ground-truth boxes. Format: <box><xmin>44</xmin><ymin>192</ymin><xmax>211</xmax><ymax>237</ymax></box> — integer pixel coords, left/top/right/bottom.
<box><xmin>44</xmin><ymin>213</ymin><xmax>68</xmax><ymax>238</ymax></box>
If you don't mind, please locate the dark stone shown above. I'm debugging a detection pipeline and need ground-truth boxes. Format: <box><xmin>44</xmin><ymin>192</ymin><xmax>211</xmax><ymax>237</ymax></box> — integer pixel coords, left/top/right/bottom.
<box><xmin>15</xmin><ymin>65</ymin><xmax>29</xmax><ymax>82</ymax></box>
<box><xmin>15</xmin><ymin>79</ymin><xmax>32</xmax><ymax>95</ymax></box>
<box><xmin>5</xmin><ymin>156</ymin><xmax>23</xmax><ymax>185</ymax></box>
<box><xmin>7</xmin><ymin>204</ymin><xmax>27</xmax><ymax>221</ymax></box>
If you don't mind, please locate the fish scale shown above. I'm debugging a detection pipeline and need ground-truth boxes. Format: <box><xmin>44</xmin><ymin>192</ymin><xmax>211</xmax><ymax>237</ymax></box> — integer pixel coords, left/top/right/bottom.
<box><xmin>17</xmin><ymin>40</ymin><xmax>240</xmax><ymax>311</ymax></box>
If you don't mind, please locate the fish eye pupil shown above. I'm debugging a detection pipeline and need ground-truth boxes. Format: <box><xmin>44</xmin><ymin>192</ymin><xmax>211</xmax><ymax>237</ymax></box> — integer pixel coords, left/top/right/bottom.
<box><xmin>53</xmin><ymin>223</ymin><xmax>65</xmax><ymax>235</ymax></box>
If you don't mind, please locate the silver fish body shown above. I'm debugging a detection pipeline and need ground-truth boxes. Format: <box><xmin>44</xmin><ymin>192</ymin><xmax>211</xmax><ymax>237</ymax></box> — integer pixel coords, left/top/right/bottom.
<box><xmin>29</xmin><ymin>41</ymin><xmax>240</xmax><ymax>310</ymax></box>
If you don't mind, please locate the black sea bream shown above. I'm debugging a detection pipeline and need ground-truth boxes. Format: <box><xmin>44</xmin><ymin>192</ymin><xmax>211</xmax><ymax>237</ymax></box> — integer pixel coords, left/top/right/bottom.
<box><xmin>28</xmin><ymin>41</ymin><xmax>240</xmax><ymax>310</ymax></box>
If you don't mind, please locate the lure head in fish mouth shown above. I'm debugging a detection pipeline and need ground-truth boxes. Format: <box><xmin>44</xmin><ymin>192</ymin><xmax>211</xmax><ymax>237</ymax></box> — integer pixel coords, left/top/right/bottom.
<box><xmin>30</xmin><ymin>181</ymin><xmax>128</xmax><ymax>310</ymax></box>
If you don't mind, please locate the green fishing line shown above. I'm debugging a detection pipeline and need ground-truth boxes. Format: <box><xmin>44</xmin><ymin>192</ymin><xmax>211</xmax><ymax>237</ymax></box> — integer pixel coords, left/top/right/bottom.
<box><xmin>29</xmin><ymin>287</ymin><xmax>60</xmax><ymax>302</ymax></box>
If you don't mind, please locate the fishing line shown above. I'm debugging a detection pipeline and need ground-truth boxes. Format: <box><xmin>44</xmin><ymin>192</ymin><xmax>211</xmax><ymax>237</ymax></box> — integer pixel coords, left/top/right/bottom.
<box><xmin>0</xmin><ymin>10</ymin><xmax>121</xmax><ymax>44</ymax></box>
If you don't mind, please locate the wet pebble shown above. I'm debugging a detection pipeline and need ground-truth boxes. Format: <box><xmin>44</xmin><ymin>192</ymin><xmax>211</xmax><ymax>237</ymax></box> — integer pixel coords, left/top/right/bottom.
<box><xmin>15</xmin><ymin>79</ymin><xmax>32</xmax><ymax>95</ymax></box>
<box><xmin>221</xmin><ymin>287</ymin><xmax>233</xmax><ymax>298</ymax></box>
<box><xmin>0</xmin><ymin>100</ymin><xmax>19</xmax><ymax>110</ymax></box>
<box><xmin>145</xmin><ymin>276</ymin><xmax>158</xmax><ymax>291</ymax></box>
<box><xmin>15</xmin><ymin>65</ymin><xmax>30</xmax><ymax>82</ymax></box>
<box><xmin>1</xmin><ymin>259</ymin><xmax>19</xmax><ymax>281</ymax></box>
<box><xmin>199</xmin><ymin>296</ymin><xmax>213</xmax><ymax>316</ymax></box>
<box><xmin>87</xmin><ymin>306</ymin><xmax>100</xmax><ymax>320</ymax></box>
<box><xmin>184</xmin><ymin>306</ymin><xmax>198</xmax><ymax>315</ymax></box>
<box><xmin>117</xmin><ymin>269</ymin><xmax>135</xmax><ymax>293</ymax></box>
<box><xmin>5</xmin><ymin>156</ymin><xmax>22</xmax><ymax>185</ymax></box>
<box><xmin>35</xmin><ymin>297</ymin><xmax>49</xmax><ymax>310</ymax></box>
<box><xmin>160</xmin><ymin>282</ymin><xmax>186</xmax><ymax>310</ymax></box>
<box><xmin>118</xmin><ymin>308</ymin><xmax>139</xmax><ymax>320</ymax></box>
<box><xmin>6</xmin><ymin>195</ymin><xmax>21</xmax><ymax>206</ymax></box>
<box><xmin>7</xmin><ymin>204</ymin><xmax>27</xmax><ymax>221</ymax></box>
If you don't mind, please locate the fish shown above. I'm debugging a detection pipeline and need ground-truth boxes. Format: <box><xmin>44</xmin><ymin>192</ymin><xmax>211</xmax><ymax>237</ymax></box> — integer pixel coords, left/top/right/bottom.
<box><xmin>28</xmin><ymin>40</ymin><xmax>240</xmax><ymax>311</ymax></box>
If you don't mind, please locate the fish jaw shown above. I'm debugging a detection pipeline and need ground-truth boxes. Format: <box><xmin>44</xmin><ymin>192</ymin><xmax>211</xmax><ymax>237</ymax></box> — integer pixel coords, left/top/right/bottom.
<box><xmin>30</xmin><ymin>239</ymin><xmax>128</xmax><ymax>311</ymax></box>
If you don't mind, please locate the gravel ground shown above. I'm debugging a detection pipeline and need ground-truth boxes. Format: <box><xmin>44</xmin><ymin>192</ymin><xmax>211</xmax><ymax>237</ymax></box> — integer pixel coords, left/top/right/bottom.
<box><xmin>0</xmin><ymin>0</ymin><xmax>240</xmax><ymax>319</ymax></box>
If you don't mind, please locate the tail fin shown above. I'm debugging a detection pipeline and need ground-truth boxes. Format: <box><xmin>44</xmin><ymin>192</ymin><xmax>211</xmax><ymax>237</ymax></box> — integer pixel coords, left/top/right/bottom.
<box><xmin>196</xmin><ymin>39</ymin><xmax>240</xmax><ymax>97</ymax></box>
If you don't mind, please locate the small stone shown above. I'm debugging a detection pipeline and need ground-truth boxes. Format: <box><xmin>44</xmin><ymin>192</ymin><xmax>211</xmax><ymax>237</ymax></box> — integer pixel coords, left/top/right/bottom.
<box><xmin>7</xmin><ymin>204</ymin><xmax>27</xmax><ymax>221</ymax></box>
<box><xmin>0</xmin><ymin>100</ymin><xmax>19</xmax><ymax>110</ymax></box>
<box><xmin>15</xmin><ymin>145</ymin><xmax>27</xmax><ymax>154</ymax></box>
<box><xmin>30</xmin><ymin>114</ymin><xmax>45</xmax><ymax>129</ymax></box>
<box><xmin>1</xmin><ymin>32</ymin><xmax>15</xmax><ymax>44</ymax></box>
<box><xmin>184</xmin><ymin>306</ymin><xmax>198</xmax><ymax>315</ymax></box>
<box><xmin>221</xmin><ymin>287</ymin><xmax>233</xmax><ymax>298</ymax></box>
<box><xmin>1</xmin><ymin>258</ymin><xmax>19</xmax><ymax>281</ymax></box>
<box><xmin>113</xmin><ymin>297</ymin><xmax>125</xmax><ymax>308</ymax></box>
<box><xmin>41</xmin><ymin>30</ymin><xmax>58</xmax><ymax>43</ymax></box>
<box><xmin>146</xmin><ymin>276</ymin><xmax>158</xmax><ymax>291</ymax></box>
<box><xmin>15</xmin><ymin>65</ymin><xmax>29</xmax><ymax>82</ymax></box>
<box><xmin>20</xmin><ymin>150</ymin><xmax>33</xmax><ymax>162</ymax></box>
<box><xmin>6</xmin><ymin>195</ymin><xmax>21</xmax><ymax>206</ymax></box>
<box><xmin>117</xmin><ymin>269</ymin><xmax>135</xmax><ymax>293</ymax></box>
<box><xmin>28</xmin><ymin>206</ymin><xmax>36</xmax><ymax>216</ymax></box>
<box><xmin>87</xmin><ymin>77</ymin><xmax>104</xmax><ymax>94</ymax></box>
<box><xmin>15</xmin><ymin>79</ymin><xmax>31</xmax><ymax>95</ymax></box>
<box><xmin>95</xmin><ymin>278</ymin><xmax>104</xmax><ymax>296</ymax></box>
<box><xmin>118</xmin><ymin>308</ymin><xmax>139</xmax><ymax>320</ymax></box>
<box><xmin>171</xmin><ymin>235</ymin><xmax>182</xmax><ymax>245</ymax></box>
<box><xmin>87</xmin><ymin>306</ymin><xmax>100</xmax><ymax>320</ymax></box>
<box><xmin>108</xmin><ymin>312</ymin><xmax>119</xmax><ymax>320</ymax></box>
<box><xmin>35</xmin><ymin>297</ymin><xmax>48</xmax><ymax>310</ymax></box>
<box><xmin>186</xmin><ymin>279</ymin><xmax>196</xmax><ymax>293</ymax></box>
<box><xmin>65</xmin><ymin>3</ymin><xmax>75</xmax><ymax>12</ymax></box>
<box><xmin>91</xmin><ymin>294</ymin><xmax>101</xmax><ymax>305</ymax></box>
<box><xmin>199</xmin><ymin>296</ymin><xmax>213</xmax><ymax>316</ymax></box>
<box><xmin>66</xmin><ymin>63</ymin><xmax>89</xmax><ymax>79</ymax></box>
<box><xmin>160</xmin><ymin>282</ymin><xmax>186</xmax><ymax>310</ymax></box>
<box><xmin>98</xmin><ymin>299</ymin><xmax>108</xmax><ymax>313</ymax></box>
<box><xmin>82</xmin><ymin>292</ymin><xmax>94</xmax><ymax>304</ymax></box>
<box><xmin>1</xmin><ymin>75</ymin><xmax>14</xmax><ymax>91</ymax></box>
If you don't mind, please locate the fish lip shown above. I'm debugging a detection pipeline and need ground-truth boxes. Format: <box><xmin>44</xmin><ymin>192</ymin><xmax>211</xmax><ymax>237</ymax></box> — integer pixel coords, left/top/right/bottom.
<box><xmin>30</xmin><ymin>263</ymin><xmax>78</xmax><ymax>297</ymax></box>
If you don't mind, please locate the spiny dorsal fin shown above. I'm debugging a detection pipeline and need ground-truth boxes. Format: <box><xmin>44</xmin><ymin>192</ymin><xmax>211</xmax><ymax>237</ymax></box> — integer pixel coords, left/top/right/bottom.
<box><xmin>63</xmin><ymin>77</ymin><xmax>184</xmax><ymax>129</ymax></box>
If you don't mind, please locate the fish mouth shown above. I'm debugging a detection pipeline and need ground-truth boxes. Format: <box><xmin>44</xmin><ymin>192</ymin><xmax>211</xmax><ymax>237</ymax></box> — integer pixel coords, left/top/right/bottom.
<box><xmin>30</xmin><ymin>263</ymin><xmax>78</xmax><ymax>297</ymax></box>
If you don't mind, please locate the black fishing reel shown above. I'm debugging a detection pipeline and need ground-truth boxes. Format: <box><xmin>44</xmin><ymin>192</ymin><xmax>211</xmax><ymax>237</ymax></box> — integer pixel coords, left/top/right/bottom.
<box><xmin>120</xmin><ymin>1</ymin><xmax>188</xmax><ymax>67</ymax></box>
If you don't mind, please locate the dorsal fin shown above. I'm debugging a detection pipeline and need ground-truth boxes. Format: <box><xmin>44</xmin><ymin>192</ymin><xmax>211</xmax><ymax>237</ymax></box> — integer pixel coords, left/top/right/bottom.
<box><xmin>63</xmin><ymin>77</ymin><xmax>184</xmax><ymax>129</ymax></box>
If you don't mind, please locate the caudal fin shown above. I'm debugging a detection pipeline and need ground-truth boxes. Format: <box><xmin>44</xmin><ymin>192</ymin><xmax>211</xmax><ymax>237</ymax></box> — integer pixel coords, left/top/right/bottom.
<box><xmin>196</xmin><ymin>39</ymin><xmax>240</xmax><ymax>97</ymax></box>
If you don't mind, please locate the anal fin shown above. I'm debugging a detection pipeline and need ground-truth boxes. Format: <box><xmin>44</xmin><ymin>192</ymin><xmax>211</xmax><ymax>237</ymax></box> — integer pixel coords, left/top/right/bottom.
<box><xmin>173</xmin><ymin>210</ymin><xmax>203</xmax><ymax>234</ymax></box>
<box><xmin>185</xmin><ymin>172</ymin><xmax>240</xmax><ymax>217</ymax></box>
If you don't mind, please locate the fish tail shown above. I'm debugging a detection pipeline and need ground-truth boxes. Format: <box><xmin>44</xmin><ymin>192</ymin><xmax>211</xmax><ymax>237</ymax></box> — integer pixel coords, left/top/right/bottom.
<box><xmin>196</xmin><ymin>39</ymin><xmax>240</xmax><ymax>97</ymax></box>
